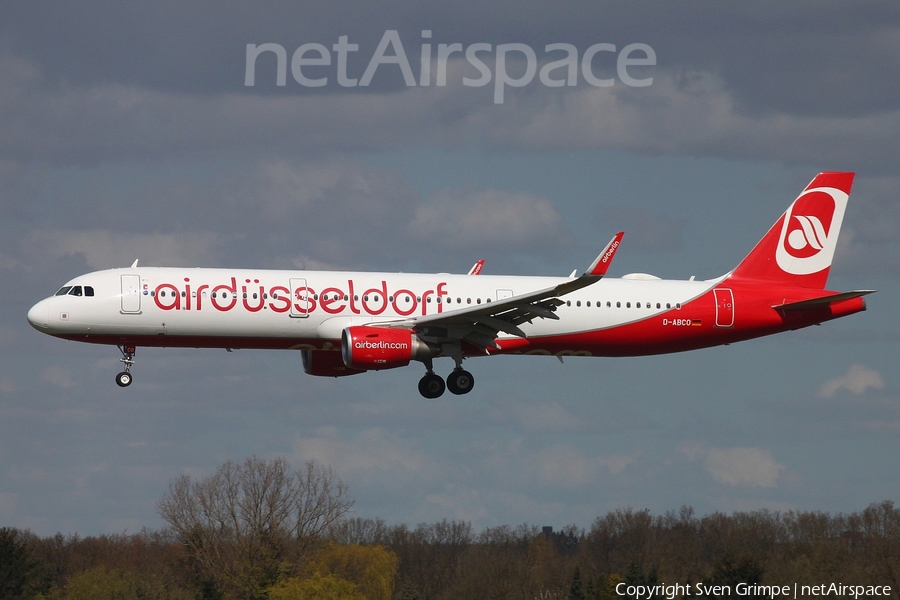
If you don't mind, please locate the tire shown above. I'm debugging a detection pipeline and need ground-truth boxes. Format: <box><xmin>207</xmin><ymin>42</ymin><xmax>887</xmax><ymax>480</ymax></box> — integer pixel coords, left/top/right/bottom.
<box><xmin>115</xmin><ymin>372</ymin><xmax>132</xmax><ymax>387</ymax></box>
<box><xmin>418</xmin><ymin>373</ymin><xmax>445</xmax><ymax>399</ymax></box>
<box><xmin>447</xmin><ymin>369</ymin><xmax>474</xmax><ymax>395</ymax></box>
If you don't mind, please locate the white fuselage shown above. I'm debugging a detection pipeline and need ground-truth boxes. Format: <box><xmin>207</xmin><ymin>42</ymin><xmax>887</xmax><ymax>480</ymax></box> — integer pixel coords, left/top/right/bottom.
<box><xmin>28</xmin><ymin>266</ymin><xmax>716</xmax><ymax>355</ymax></box>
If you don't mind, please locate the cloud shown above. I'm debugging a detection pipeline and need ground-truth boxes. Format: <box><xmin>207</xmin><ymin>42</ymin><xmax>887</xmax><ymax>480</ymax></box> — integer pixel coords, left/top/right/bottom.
<box><xmin>0</xmin><ymin>492</ymin><xmax>17</xmax><ymax>518</ymax></box>
<box><xmin>40</xmin><ymin>366</ymin><xmax>73</xmax><ymax>389</ymax></box>
<box><xmin>292</xmin><ymin>426</ymin><xmax>426</xmax><ymax>475</ymax></box>
<box><xmin>28</xmin><ymin>230</ymin><xmax>221</xmax><ymax>270</ymax></box>
<box><xmin>681</xmin><ymin>444</ymin><xmax>783</xmax><ymax>487</ymax></box>
<box><xmin>819</xmin><ymin>364</ymin><xmax>886</xmax><ymax>398</ymax></box>
<box><xmin>594</xmin><ymin>206</ymin><xmax>686</xmax><ymax>253</ymax></box>
<box><xmin>3</xmin><ymin>49</ymin><xmax>899</xmax><ymax>174</ymax></box>
<box><xmin>536</xmin><ymin>445</ymin><xmax>635</xmax><ymax>487</ymax></box>
<box><xmin>410</xmin><ymin>188</ymin><xmax>569</xmax><ymax>251</ymax></box>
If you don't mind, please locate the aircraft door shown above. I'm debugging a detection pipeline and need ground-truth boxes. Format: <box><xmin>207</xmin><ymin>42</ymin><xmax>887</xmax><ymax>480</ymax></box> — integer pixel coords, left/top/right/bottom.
<box><xmin>714</xmin><ymin>288</ymin><xmax>734</xmax><ymax>328</ymax></box>
<box><xmin>289</xmin><ymin>278</ymin><xmax>309</xmax><ymax>318</ymax></box>
<box><xmin>120</xmin><ymin>274</ymin><xmax>141</xmax><ymax>313</ymax></box>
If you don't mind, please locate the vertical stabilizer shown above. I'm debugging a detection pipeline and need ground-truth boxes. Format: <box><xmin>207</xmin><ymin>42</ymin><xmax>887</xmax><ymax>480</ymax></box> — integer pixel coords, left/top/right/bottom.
<box><xmin>729</xmin><ymin>172</ymin><xmax>854</xmax><ymax>289</ymax></box>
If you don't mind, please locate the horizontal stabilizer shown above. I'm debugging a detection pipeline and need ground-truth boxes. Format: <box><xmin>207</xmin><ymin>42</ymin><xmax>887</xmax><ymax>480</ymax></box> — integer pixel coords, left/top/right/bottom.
<box><xmin>773</xmin><ymin>290</ymin><xmax>876</xmax><ymax>311</ymax></box>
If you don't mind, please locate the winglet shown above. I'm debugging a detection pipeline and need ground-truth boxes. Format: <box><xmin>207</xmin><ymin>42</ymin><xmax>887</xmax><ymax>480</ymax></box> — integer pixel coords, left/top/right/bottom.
<box><xmin>585</xmin><ymin>232</ymin><xmax>624</xmax><ymax>276</ymax></box>
<box><xmin>468</xmin><ymin>259</ymin><xmax>485</xmax><ymax>275</ymax></box>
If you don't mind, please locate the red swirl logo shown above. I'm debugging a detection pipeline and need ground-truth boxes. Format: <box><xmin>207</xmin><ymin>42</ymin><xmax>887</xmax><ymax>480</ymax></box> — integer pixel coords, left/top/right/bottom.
<box><xmin>781</xmin><ymin>191</ymin><xmax>835</xmax><ymax>259</ymax></box>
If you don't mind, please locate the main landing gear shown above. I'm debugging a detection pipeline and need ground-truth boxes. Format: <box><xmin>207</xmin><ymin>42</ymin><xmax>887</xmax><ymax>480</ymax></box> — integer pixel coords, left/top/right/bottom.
<box><xmin>115</xmin><ymin>345</ymin><xmax>136</xmax><ymax>387</ymax></box>
<box><xmin>418</xmin><ymin>358</ymin><xmax>474</xmax><ymax>399</ymax></box>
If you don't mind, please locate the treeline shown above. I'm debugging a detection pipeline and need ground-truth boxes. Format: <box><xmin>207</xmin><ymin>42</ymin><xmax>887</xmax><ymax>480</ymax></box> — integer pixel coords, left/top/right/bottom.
<box><xmin>0</xmin><ymin>458</ymin><xmax>898</xmax><ymax>599</ymax></box>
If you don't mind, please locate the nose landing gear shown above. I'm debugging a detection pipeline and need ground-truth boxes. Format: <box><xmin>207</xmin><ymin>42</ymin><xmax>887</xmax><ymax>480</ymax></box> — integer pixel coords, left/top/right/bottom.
<box><xmin>115</xmin><ymin>345</ymin><xmax>136</xmax><ymax>387</ymax></box>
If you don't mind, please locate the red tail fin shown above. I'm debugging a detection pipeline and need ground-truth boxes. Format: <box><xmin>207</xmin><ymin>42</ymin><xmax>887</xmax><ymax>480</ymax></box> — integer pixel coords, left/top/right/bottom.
<box><xmin>729</xmin><ymin>172</ymin><xmax>854</xmax><ymax>289</ymax></box>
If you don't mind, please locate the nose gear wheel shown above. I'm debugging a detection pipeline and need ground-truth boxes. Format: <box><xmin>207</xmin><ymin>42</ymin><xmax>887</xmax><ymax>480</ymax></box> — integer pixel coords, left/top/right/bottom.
<box><xmin>115</xmin><ymin>345</ymin><xmax>136</xmax><ymax>387</ymax></box>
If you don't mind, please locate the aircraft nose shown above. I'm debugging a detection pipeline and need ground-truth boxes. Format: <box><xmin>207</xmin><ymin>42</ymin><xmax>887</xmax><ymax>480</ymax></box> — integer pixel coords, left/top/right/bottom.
<box><xmin>27</xmin><ymin>300</ymin><xmax>49</xmax><ymax>330</ymax></box>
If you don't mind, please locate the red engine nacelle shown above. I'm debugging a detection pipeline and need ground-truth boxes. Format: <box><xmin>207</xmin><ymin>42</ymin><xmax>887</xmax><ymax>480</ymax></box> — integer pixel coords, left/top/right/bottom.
<box><xmin>341</xmin><ymin>326</ymin><xmax>432</xmax><ymax>371</ymax></box>
<box><xmin>301</xmin><ymin>349</ymin><xmax>365</xmax><ymax>378</ymax></box>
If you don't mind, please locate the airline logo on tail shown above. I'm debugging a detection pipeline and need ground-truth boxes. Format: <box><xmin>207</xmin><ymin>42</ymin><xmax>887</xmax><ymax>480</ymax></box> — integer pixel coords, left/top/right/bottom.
<box><xmin>775</xmin><ymin>185</ymin><xmax>848</xmax><ymax>276</ymax></box>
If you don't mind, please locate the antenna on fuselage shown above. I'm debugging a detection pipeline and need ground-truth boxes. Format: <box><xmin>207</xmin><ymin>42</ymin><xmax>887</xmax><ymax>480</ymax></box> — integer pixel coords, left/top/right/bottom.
<box><xmin>130</xmin><ymin>259</ymin><xmax>139</xmax><ymax>268</ymax></box>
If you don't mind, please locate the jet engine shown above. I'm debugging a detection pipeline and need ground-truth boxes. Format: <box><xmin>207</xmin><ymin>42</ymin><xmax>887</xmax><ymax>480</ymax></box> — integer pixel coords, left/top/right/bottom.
<box><xmin>341</xmin><ymin>326</ymin><xmax>433</xmax><ymax>370</ymax></box>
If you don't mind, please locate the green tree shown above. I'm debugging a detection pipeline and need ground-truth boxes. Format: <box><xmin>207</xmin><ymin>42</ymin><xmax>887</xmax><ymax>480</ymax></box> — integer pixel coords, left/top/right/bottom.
<box><xmin>704</xmin><ymin>554</ymin><xmax>763</xmax><ymax>599</ymax></box>
<box><xmin>47</xmin><ymin>567</ymin><xmax>136</xmax><ymax>600</ymax></box>
<box><xmin>268</xmin><ymin>573</ymin><xmax>364</xmax><ymax>600</ymax></box>
<box><xmin>0</xmin><ymin>527</ymin><xmax>41</xmax><ymax>599</ymax></box>
<box><xmin>568</xmin><ymin>566</ymin><xmax>586</xmax><ymax>600</ymax></box>
<box><xmin>306</xmin><ymin>542</ymin><xmax>399</xmax><ymax>600</ymax></box>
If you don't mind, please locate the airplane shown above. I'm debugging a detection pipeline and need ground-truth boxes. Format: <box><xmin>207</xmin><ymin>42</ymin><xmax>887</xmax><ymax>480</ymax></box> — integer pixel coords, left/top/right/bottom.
<box><xmin>27</xmin><ymin>172</ymin><xmax>874</xmax><ymax>398</ymax></box>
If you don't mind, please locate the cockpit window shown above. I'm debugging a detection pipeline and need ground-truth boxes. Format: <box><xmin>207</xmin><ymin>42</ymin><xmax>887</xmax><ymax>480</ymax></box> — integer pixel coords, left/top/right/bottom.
<box><xmin>84</xmin><ymin>286</ymin><xmax>94</xmax><ymax>297</ymax></box>
<box><xmin>68</xmin><ymin>286</ymin><xmax>83</xmax><ymax>297</ymax></box>
<box><xmin>55</xmin><ymin>286</ymin><xmax>72</xmax><ymax>296</ymax></box>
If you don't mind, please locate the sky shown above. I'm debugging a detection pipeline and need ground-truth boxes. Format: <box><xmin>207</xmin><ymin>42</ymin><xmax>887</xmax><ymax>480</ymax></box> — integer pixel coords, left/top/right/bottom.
<box><xmin>1</xmin><ymin>1</ymin><xmax>900</xmax><ymax>536</ymax></box>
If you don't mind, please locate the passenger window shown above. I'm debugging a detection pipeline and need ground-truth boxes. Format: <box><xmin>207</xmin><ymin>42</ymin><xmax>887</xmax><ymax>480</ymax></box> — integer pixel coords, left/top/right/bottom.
<box><xmin>626</xmin><ymin>302</ymin><xmax>631</xmax><ymax>308</ymax></box>
<box><xmin>636</xmin><ymin>302</ymin><xmax>641</xmax><ymax>308</ymax></box>
<box><xmin>616</xmin><ymin>302</ymin><xmax>621</xmax><ymax>308</ymax></box>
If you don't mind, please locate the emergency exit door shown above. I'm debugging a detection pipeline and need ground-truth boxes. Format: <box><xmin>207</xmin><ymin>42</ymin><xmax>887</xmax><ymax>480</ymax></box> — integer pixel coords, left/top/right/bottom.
<box><xmin>713</xmin><ymin>288</ymin><xmax>734</xmax><ymax>328</ymax></box>
<box><xmin>120</xmin><ymin>274</ymin><xmax>141</xmax><ymax>313</ymax></box>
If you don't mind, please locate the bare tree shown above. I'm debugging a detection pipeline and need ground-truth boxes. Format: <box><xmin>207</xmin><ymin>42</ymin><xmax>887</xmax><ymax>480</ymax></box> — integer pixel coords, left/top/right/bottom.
<box><xmin>157</xmin><ymin>457</ymin><xmax>354</xmax><ymax>600</ymax></box>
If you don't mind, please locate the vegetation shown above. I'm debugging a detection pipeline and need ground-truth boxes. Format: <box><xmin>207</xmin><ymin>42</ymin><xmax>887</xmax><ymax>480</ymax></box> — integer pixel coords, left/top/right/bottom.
<box><xmin>1</xmin><ymin>458</ymin><xmax>898</xmax><ymax>599</ymax></box>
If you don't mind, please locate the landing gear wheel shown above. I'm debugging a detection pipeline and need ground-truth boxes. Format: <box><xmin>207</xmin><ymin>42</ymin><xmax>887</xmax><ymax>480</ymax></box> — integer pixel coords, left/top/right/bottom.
<box><xmin>116</xmin><ymin>344</ymin><xmax>136</xmax><ymax>388</ymax></box>
<box><xmin>418</xmin><ymin>373</ymin><xmax>446</xmax><ymax>399</ymax></box>
<box><xmin>447</xmin><ymin>369</ymin><xmax>474</xmax><ymax>395</ymax></box>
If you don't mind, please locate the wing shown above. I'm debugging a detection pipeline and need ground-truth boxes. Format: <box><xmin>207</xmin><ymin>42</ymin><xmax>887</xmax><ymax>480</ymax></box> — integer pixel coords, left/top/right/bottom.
<box><xmin>378</xmin><ymin>232</ymin><xmax>624</xmax><ymax>351</ymax></box>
